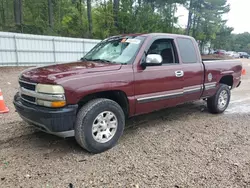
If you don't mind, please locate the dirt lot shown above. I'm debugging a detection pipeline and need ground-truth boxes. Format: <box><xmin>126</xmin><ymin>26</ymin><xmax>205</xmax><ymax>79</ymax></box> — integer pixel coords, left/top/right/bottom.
<box><xmin>0</xmin><ymin>60</ymin><xmax>250</xmax><ymax>188</ymax></box>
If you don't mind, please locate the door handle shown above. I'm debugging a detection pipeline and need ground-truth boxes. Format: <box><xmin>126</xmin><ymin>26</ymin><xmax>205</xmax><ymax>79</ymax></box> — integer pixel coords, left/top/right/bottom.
<box><xmin>175</xmin><ymin>70</ymin><xmax>184</xmax><ymax>77</ymax></box>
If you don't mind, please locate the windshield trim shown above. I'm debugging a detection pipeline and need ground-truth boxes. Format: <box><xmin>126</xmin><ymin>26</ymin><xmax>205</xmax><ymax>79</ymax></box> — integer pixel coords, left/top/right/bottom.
<box><xmin>83</xmin><ymin>36</ymin><xmax>146</xmax><ymax>65</ymax></box>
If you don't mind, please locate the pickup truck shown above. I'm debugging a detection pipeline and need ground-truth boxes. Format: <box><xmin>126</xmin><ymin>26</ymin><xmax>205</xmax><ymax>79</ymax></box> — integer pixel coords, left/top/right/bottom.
<box><xmin>14</xmin><ymin>33</ymin><xmax>242</xmax><ymax>153</ymax></box>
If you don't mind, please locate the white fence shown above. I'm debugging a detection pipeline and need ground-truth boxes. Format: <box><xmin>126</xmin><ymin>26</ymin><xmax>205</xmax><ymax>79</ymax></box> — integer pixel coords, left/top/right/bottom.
<box><xmin>0</xmin><ymin>32</ymin><xmax>101</xmax><ymax>66</ymax></box>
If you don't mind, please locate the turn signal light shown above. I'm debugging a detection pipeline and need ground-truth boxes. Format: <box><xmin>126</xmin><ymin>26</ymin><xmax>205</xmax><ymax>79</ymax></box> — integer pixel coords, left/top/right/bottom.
<box><xmin>37</xmin><ymin>99</ymin><xmax>66</xmax><ymax>108</ymax></box>
<box><xmin>51</xmin><ymin>101</ymin><xmax>66</xmax><ymax>108</ymax></box>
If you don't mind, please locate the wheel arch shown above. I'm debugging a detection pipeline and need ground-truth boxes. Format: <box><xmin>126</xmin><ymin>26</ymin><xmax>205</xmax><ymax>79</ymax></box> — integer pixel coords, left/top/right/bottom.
<box><xmin>77</xmin><ymin>90</ymin><xmax>130</xmax><ymax>118</ymax></box>
<box><xmin>219</xmin><ymin>75</ymin><xmax>233</xmax><ymax>88</ymax></box>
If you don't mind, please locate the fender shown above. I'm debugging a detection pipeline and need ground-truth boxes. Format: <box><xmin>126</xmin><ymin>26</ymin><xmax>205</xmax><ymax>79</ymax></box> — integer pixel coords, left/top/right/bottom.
<box><xmin>65</xmin><ymin>81</ymin><xmax>136</xmax><ymax>115</ymax></box>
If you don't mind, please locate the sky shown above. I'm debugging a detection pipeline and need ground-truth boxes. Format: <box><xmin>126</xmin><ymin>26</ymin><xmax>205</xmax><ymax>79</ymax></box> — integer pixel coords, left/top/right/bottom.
<box><xmin>176</xmin><ymin>0</ymin><xmax>250</xmax><ymax>34</ymax></box>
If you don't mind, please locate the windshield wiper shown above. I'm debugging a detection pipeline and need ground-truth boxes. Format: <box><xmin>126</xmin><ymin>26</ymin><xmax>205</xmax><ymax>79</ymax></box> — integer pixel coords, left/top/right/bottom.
<box><xmin>80</xmin><ymin>57</ymin><xmax>90</xmax><ymax>61</ymax></box>
<box><xmin>91</xmin><ymin>59</ymin><xmax>115</xmax><ymax>63</ymax></box>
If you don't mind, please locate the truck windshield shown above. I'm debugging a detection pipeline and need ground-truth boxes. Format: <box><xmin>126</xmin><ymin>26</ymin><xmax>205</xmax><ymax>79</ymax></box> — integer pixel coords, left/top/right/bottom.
<box><xmin>83</xmin><ymin>36</ymin><xmax>145</xmax><ymax>64</ymax></box>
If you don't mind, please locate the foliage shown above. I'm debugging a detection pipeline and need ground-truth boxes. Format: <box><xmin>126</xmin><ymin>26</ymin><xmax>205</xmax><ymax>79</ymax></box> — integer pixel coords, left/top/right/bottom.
<box><xmin>212</xmin><ymin>29</ymin><xmax>250</xmax><ymax>53</ymax></box>
<box><xmin>0</xmin><ymin>0</ymin><xmax>188</xmax><ymax>38</ymax></box>
<box><xmin>232</xmin><ymin>32</ymin><xmax>250</xmax><ymax>53</ymax></box>
<box><xmin>0</xmin><ymin>0</ymin><xmax>249</xmax><ymax>53</ymax></box>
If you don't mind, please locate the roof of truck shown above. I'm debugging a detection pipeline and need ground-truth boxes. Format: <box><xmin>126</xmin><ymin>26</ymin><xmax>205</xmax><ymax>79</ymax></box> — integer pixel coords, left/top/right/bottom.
<box><xmin>114</xmin><ymin>33</ymin><xmax>194</xmax><ymax>39</ymax></box>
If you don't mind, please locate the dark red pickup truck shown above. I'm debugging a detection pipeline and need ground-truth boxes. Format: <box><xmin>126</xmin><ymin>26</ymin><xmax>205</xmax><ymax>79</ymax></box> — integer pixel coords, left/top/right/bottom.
<box><xmin>14</xmin><ymin>33</ymin><xmax>242</xmax><ymax>153</ymax></box>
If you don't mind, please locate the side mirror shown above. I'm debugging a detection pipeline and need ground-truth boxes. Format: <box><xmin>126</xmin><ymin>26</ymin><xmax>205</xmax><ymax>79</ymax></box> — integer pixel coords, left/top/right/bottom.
<box><xmin>146</xmin><ymin>54</ymin><xmax>162</xmax><ymax>65</ymax></box>
<box><xmin>140</xmin><ymin>53</ymin><xmax>162</xmax><ymax>69</ymax></box>
<box><xmin>141</xmin><ymin>54</ymin><xmax>162</xmax><ymax>69</ymax></box>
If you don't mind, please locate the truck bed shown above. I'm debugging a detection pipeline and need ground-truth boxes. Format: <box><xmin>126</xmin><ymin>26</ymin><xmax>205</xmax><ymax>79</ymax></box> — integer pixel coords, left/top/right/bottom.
<box><xmin>203</xmin><ymin>59</ymin><xmax>242</xmax><ymax>87</ymax></box>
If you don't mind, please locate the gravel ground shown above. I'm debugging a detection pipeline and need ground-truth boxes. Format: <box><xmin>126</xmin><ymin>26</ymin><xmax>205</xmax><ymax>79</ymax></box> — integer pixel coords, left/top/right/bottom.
<box><xmin>0</xmin><ymin>60</ymin><xmax>250</xmax><ymax>188</ymax></box>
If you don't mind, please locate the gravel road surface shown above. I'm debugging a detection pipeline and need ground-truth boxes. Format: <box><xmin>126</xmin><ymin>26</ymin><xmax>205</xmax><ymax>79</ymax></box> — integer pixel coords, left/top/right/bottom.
<box><xmin>0</xmin><ymin>60</ymin><xmax>250</xmax><ymax>188</ymax></box>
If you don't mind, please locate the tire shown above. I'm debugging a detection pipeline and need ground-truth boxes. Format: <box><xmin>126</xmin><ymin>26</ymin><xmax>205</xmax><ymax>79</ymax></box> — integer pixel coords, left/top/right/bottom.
<box><xmin>207</xmin><ymin>84</ymin><xmax>231</xmax><ymax>114</ymax></box>
<box><xmin>75</xmin><ymin>98</ymin><xmax>125</xmax><ymax>153</ymax></box>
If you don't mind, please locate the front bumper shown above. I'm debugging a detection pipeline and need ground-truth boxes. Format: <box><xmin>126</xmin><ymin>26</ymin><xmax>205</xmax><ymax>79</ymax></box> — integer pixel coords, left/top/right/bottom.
<box><xmin>13</xmin><ymin>93</ymin><xmax>78</xmax><ymax>138</ymax></box>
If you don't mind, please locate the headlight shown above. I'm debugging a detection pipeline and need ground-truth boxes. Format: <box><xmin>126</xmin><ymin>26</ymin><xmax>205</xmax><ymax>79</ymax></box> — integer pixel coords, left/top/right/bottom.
<box><xmin>36</xmin><ymin>84</ymin><xmax>66</xmax><ymax>108</ymax></box>
<box><xmin>36</xmin><ymin>84</ymin><xmax>64</xmax><ymax>94</ymax></box>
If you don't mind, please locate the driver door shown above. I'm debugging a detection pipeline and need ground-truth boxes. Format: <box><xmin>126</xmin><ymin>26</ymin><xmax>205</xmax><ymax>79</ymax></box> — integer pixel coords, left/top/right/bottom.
<box><xmin>134</xmin><ymin>37</ymin><xmax>184</xmax><ymax>115</ymax></box>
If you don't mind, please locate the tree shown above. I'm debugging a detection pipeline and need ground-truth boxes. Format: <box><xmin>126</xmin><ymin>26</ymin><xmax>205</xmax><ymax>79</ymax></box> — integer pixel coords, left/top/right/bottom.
<box><xmin>234</xmin><ymin>32</ymin><xmax>250</xmax><ymax>53</ymax></box>
<box><xmin>48</xmin><ymin>0</ymin><xmax>54</xmax><ymax>30</ymax></box>
<box><xmin>1</xmin><ymin>0</ymin><xmax>244</xmax><ymax>47</ymax></box>
<box><xmin>186</xmin><ymin>0</ymin><xmax>193</xmax><ymax>35</ymax></box>
<box><xmin>212</xmin><ymin>26</ymin><xmax>234</xmax><ymax>50</ymax></box>
<box><xmin>87</xmin><ymin>0</ymin><xmax>92</xmax><ymax>37</ymax></box>
<box><xmin>1</xmin><ymin>0</ymin><xmax>6</xmax><ymax>27</ymax></box>
<box><xmin>14</xmin><ymin>0</ymin><xmax>22</xmax><ymax>32</ymax></box>
<box><xmin>185</xmin><ymin>0</ymin><xmax>230</xmax><ymax>51</ymax></box>
<box><xmin>113</xmin><ymin>0</ymin><xmax>119</xmax><ymax>28</ymax></box>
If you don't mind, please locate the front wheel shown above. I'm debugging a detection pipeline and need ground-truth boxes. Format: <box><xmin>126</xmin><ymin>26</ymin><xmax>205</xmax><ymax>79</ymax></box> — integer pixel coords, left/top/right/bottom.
<box><xmin>207</xmin><ymin>84</ymin><xmax>231</xmax><ymax>114</ymax></box>
<box><xmin>75</xmin><ymin>98</ymin><xmax>125</xmax><ymax>153</ymax></box>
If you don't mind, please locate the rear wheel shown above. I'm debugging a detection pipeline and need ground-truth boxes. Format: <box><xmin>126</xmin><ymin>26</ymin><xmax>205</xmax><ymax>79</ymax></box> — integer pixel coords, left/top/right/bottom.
<box><xmin>207</xmin><ymin>84</ymin><xmax>231</xmax><ymax>114</ymax></box>
<box><xmin>75</xmin><ymin>98</ymin><xmax>125</xmax><ymax>153</ymax></box>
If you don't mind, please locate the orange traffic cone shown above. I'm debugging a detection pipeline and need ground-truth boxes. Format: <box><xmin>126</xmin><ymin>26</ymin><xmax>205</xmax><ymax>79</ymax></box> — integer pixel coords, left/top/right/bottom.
<box><xmin>242</xmin><ymin>68</ymin><xmax>246</xmax><ymax>75</ymax></box>
<box><xmin>0</xmin><ymin>89</ymin><xmax>9</xmax><ymax>113</ymax></box>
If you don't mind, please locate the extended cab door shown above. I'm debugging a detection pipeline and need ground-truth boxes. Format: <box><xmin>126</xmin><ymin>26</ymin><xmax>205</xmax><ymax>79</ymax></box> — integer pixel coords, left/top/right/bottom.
<box><xmin>175</xmin><ymin>37</ymin><xmax>204</xmax><ymax>102</ymax></box>
<box><xmin>133</xmin><ymin>36</ymin><xmax>185</xmax><ymax>115</ymax></box>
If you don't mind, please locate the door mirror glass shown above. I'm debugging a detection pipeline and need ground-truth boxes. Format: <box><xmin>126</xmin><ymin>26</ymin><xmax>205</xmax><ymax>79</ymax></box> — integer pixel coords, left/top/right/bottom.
<box><xmin>145</xmin><ymin>54</ymin><xmax>162</xmax><ymax>65</ymax></box>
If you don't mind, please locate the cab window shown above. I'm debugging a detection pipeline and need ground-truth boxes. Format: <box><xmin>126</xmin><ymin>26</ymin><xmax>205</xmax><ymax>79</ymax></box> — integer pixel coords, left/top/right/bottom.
<box><xmin>176</xmin><ymin>38</ymin><xmax>197</xmax><ymax>63</ymax></box>
<box><xmin>147</xmin><ymin>39</ymin><xmax>178</xmax><ymax>64</ymax></box>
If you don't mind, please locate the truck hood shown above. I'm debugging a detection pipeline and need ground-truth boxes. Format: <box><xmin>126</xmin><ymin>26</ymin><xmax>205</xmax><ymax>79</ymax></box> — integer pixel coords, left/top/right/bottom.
<box><xmin>20</xmin><ymin>61</ymin><xmax>122</xmax><ymax>83</ymax></box>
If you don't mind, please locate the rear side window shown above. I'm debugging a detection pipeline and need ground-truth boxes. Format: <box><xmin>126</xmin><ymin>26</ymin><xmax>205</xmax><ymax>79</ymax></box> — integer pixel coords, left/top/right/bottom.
<box><xmin>176</xmin><ymin>38</ymin><xmax>197</xmax><ymax>63</ymax></box>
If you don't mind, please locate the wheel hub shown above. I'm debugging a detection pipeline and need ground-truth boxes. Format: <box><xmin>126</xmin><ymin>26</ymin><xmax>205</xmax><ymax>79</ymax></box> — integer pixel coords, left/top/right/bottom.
<box><xmin>100</xmin><ymin>120</ymin><xmax>108</xmax><ymax>130</ymax></box>
<box><xmin>218</xmin><ymin>90</ymin><xmax>228</xmax><ymax>109</ymax></box>
<box><xmin>92</xmin><ymin>111</ymin><xmax>118</xmax><ymax>143</ymax></box>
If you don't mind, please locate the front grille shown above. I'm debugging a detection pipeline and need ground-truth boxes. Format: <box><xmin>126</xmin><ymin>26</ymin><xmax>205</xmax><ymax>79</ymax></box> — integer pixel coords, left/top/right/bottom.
<box><xmin>19</xmin><ymin>80</ymin><xmax>37</xmax><ymax>104</ymax></box>
<box><xmin>18</xmin><ymin>80</ymin><xmax>65</xmax><ymax>106</ymax></box>
<box><xmin>19</xmin><ymin>80</ymin><xmax>36</xmax><ymax>91</ymax></box>
<box><xmin>21</xmin><ymin>94</ymin><xmax>36</xmax><ymax>103</ymax></box>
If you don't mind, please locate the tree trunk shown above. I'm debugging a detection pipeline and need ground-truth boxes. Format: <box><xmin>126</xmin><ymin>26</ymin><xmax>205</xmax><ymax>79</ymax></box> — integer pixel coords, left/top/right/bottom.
<box><xmin>87</xmin><ymin>0</ymin><xmax>92</xmax><ymax>38</ymax></box>
<box><xmin>186</xmin><ymin>0</ymin><xmax>193</xmax><ymax>35</ymax></box>
<box><xmin>1</xmin><ymin>0</ymin><xmax>6</xmax><ymax>27</ymax></box>
<box><xmin>48</xmin><ymin>0</ymin><xmax>54</xmax><ymax>30</ymax></box>
<box><xmin>79</xmin><ymin>0</ymin><xmax>84</xmax><ymax>37</ymax></box>
<box><xmin>170</xmin><ymin>4</ymin><xmax>177</xmax><ymax>33</ymax></box>
<box><xmin>113</xmin><ymin>0</ymin><xmax>119</xmax><ymax>28</ymax></box>
<box><xmin>192</xmin><ymin>14</ymin><xmax>197</xmax><ymax>38</ymax></box>
<box><xmin>14</xmin><ymin>0</ymin><xmax>22</xmax><ymax>25</ymax></box>
<box><xmin>195</xmin><ymin>15</ymin><xmax>201</xmax><ymax>37</ymax></box>
<box><xmin>14</xmin><ymin>0</ymin><xmax>22</xmax><ymax>32</ymax></box>
<box><xmin>192</xmin><ymin>0</ymin><xmax>202</xmax><ymax>38</ymax></box>
<box><xmin>58</xmin><ymin>0</ymin><xmax>61</xmax><ymax>28</ymax></box>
